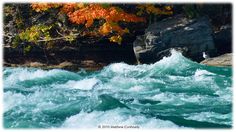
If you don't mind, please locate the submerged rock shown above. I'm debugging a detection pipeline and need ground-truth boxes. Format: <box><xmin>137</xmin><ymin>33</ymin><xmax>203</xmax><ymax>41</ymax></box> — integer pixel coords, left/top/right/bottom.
<box><xmin>4</xmin><ymin>61</ymin><xmax>106</xmax><ymax>72</ymax></box>
<box><xmin>56</xmin><ymin>61</ymin><xmax>77</xmax><ymax>70</ymax></box>
<box><xmin>29</xmin><ymin>62</ymin><xmax>46</xmax><ymax>67</ymax></box>
<box><xmin>200</xmin><ymin>53</ymin><xmax>232</xmax><ymax>67</ymax></box>
<box><xmin>133</xmin><ymin>15</ymin><xmax>216</xmax><ymax>63</ymax></box>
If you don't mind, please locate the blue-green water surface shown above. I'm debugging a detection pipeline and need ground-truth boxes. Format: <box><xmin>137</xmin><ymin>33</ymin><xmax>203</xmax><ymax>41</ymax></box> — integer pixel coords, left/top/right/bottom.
<box><xmin>3</xmin><ymin>51</ymin><xmax>232</xmax><ymax>128</ymax></box>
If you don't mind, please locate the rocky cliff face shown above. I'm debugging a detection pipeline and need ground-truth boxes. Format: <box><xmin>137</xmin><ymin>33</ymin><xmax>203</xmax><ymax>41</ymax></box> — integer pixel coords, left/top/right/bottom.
<box><xmin>4</xmin><ymin>42</ymin><xmax>138</xmax><ymax>71</ymax></box>
<box><xmin>133</xmin><ymin>15</ymin><xmax>217</xmax><ymax>63</ymax></box>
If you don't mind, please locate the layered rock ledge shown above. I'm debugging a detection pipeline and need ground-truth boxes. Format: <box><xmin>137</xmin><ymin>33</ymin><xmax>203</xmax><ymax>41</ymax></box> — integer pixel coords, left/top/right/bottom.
<box><xmin>200</xmin><ymin>53</ymin><xmax>232</xmax><ymax>67</ymax></box>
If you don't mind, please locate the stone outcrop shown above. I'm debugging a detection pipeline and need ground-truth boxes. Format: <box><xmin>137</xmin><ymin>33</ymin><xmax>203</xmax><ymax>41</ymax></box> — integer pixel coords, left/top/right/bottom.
<box><xmin>133</xmin><ymin>15</ymin><xmax>216</xmax><ymax>63</ymax></box>
<box><xmin>4</xmin><ymin>61</ymin><xmax>107</xmax><ymax>71</ymax></box>
<box><xmin>4</xmin><ymin>42</ymin><xmax>137</xmax><ymax>71</ymax></box>
<box><xmin>200</xmin><ymin>53</ymin><xmax>232</xmax><ymax>67</ymax></box>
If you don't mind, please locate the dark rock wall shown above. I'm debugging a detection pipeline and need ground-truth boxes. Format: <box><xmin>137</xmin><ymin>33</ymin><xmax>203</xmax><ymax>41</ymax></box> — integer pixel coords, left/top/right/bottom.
<box><xmin>133</xmin><ymin>15</ymin><xmax>217</xmax><ymax>63</ymax></box>
<box><xmin>213</xmin><ymin>25</ymin><xmax>232</xmax><ymax>55</ymax></box>
<box><xmin>4</xmin><ymin>43</ymin><xmax>137</xmax><ymax>65</ymax></box>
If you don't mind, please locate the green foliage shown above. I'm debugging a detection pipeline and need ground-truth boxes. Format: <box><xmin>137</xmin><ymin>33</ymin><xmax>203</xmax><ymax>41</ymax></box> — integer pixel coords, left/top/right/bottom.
<box><xmin>64</xmin><ymin>33</ymin><xmax>76</xmax><ymax>43</ymax></box>
<box><xmin>4</xmin><ymin>3</ymin><xmax>173</xmax><ymax>54</ymax></box>
<box><xmin>24</xmin><ymin>45</ymin><xmax>32</xmax><ymax>54</ymax></box>
<box><xmin>12</xmin><ymin>35</ymin><xmax>32</xmax><ymax>54</ymax></box>
<box><xmin>19</xmin><ymin>24</ymin><xmax>52</xmax><ymax>43</ymax></box>
<box><xmin>16</xmin><ymin>17</ymin><xmax>24</xmax><ymax>29</ymax></box>
<box><xmin>12</xmin><ymin>35</ymin><xmax>21</xmax><ymax>48</ymax></box>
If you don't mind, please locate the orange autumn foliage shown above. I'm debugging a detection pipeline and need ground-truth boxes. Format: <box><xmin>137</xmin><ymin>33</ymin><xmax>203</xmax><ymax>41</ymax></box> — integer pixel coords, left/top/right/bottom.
<box><xmin>60</xmin><ymin>3</ymin><xmax>86</xmax><ymax>14</ymax></box>
<box><xmin>30</xmin><ymin>3</ymin><xmax>172</xmax><ymax>44</ymax></box>
<box><xmin>31</xmin><ymin>3</ymin><xmax>61</xmax><ymax>12</ymax></box>
<box><xmin>67</xmin><ymin>4</ymin><xmax>145</xmax><ymax>27</ymax></box>
<box><xmin>99</xmin><ymin>22</ymin><xmax>129</xmax><ymax>36</ymax></box>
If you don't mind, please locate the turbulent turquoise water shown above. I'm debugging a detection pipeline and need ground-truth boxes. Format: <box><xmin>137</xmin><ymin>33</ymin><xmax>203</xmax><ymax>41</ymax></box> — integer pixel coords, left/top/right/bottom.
<box><xmin>3</xmin><ymin>50</ymin><xmax>232</xmax><ymax>129</ymax></box>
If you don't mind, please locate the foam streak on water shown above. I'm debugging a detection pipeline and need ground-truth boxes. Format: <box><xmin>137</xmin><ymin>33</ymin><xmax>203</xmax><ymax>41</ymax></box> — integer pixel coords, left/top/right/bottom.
<box><xmin>3</xmin><ymin>50</ymin><xmax>232</xmax><ymax>129</ymax></box>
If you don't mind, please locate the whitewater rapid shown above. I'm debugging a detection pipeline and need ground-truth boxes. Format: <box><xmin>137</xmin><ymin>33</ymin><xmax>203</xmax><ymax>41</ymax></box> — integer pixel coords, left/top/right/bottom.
<box><xmin>3</xmin><ymin>50</ymin><xmax>232</xmax><ymax>128</ymax></box>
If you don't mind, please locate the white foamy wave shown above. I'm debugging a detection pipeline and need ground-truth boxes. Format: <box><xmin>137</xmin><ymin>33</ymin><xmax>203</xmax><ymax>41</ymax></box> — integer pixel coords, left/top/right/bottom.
<box><xmin>168</xmin><ymin>75</ymin><xmax>189</xmax><ymax>81</ymax></box>
<box><xmin>103</xmin><ymin>49</ymin><xmax>197</xmax><ymax>77</ymax></box>
<box><xmin>129</xmin><ymin>85</ymin><xmax>144</xmax><ymax>92</ymax></box>
<box><xmin>4</xmin><ymin>68</ymin><xmax>71</xmax><ymax>85</ymax></box>
<box><xmin>152</xmin><ymin>49</ymin><xmax>195</xmax><ymax>69</ymax></box>
<box><xmin>215</xmin><ymin>86</ymin><xmax>232</xmax><ymax>102</ymax></box>
<box><xmin>151</xmin><ymin>92</ymin><xmax>209</xmax><ymax>105</ymax></box>
<box><xmin>65</xmin><ymin>78</ymin><xmax>100</xmax><ymax>90</ymax></box>
<box><xmin>61</xmin><ymin>108</ymin><xmax>181</xmax><ymax>128</ymax></box>
<box><xmin>110</xmin><ymin>63</ymin><xmax>130</xmax><ymax>73</ymax></box>
<box><xmin>194</xmin><ymin>69</ymin><xmax>215</xmax><ymax>81</ymax></box>
<box><xmin>151</xmin><ymin>92</ymin><xmax>183</xmax><ymax>104</ymax></box>
<box><xmin>148</xmin><ymin>50</ymin><xmax>199</xmax><ymax>76</ymax></box>
<box><xmin>155</xmin><ymin>49</ymin><xmax>183</xmax><ymax>65</ymax></box>
<box><xmin>194</xmin><ymin>69</ymin><xmax>215</xmax><ymax>77</ymax></box>
<box><xmin>4</xmin><ymin>91</ymin><xmax>26</xmax><ymax>112</ymax></box>
<box><xmin>108</xmin><ymin>62</ymin><xmax>148</xmax><ymax>75</ymax></box>
<box><xmin>184</xmin><ymin>112</ymin><xmax>231</xmax><ymax>125</ymax></box>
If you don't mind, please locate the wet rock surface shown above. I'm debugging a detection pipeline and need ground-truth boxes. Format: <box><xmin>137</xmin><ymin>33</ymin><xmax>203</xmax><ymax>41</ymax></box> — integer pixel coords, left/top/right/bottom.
<box><xmin>200</xmin><ymin>53</ymin><xmax>232</xmax><ymax>67</ymax></box>
<box><xmin>133</xmin><ymin>15</ymin><xmax>216</xmax><ymax>63</ymax></box>
<box><xmin>3</xmin><ymin>43</ymin><xmax>137</xmax><ymax>71</ymax></box>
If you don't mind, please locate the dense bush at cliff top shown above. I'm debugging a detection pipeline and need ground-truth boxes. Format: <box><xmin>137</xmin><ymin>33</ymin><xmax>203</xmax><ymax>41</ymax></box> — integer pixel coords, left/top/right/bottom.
<box><xmin>3</xmin><ymin>3</ymin><xmax>231</xmax><ymax>54</ymax></box>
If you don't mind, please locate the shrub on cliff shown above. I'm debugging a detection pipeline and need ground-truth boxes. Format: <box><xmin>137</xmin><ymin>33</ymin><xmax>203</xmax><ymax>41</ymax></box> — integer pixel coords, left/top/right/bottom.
<box><xmin>4</xmin><ymin>3</ymin><xmax>173</xmax><ymax>53</ymax></box>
